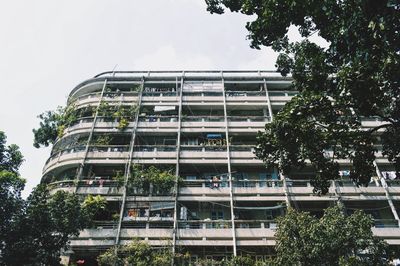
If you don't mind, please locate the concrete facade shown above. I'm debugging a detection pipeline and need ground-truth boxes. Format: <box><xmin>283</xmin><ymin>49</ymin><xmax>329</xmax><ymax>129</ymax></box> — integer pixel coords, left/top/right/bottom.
<box><xmin>42</xmin><ymin>71</ymin><xmax>400</xmax><ymax>264</ymax></box>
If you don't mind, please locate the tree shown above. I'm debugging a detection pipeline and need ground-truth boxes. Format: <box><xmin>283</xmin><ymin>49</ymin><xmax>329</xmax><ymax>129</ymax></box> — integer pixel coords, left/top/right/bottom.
<box><xmin>0</xmin><ymin>131</ymin><xmax>25</xmax><ymax>255</ymax></box>
<box><xmin>97</xmin><ymin>239</ymin><xmax>174</xmax><ymax>266</ymax></box>
<box><xmin>269</xmin><ymin>206</ymin><xmax>397</xmax><ymax>265</ymax></box>
<box><xmin>0</xmin><ymin>130</ymin><xmax>101</xmax><ymax>265</ymax></box>
<box><xmin>206</xmin><ymin>0</ymin><xmax>400</xmax><ymax>194</ymax></box>
<box><xmin>1</xmin><ymin>185</ymin><xmax>103</xmax><ymax>265</ymax></box>
<box><xmin>0</xmin><ymin>131</ymin><xmax>23</xmax><ymax>174</ymax></box>
<box><xmin>97</xmin><ymin>240</ymin><xmax>259</xmax><ymax>266</ymax></box>
<box><xmin>32</xmin><ymin>104</ymin><xmax>81</xmax><ymax>148</ymax></box>
<box><xmin>1</xmin><ymin>186</ymin><xmax>90</xmax><ymax>265</ymax></box>
<box><xmin>32</xmin><ymin>110</ymin><xmax>61</xmax><ymax>148</ymax></box>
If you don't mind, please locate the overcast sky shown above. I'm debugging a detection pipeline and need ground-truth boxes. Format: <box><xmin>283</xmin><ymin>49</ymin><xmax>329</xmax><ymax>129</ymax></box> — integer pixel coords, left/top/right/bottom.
<box><xmin>0</xmin><ymin>0</ymin><xmax>285</xmax><ymax>197</ymax></box>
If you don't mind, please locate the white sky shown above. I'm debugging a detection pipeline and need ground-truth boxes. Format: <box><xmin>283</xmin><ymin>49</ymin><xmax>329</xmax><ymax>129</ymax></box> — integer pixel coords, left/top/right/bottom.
<box><xmin>0</xmin><ymin>0</ymin><xmax>309</xmax><ymax>197</ymax></box>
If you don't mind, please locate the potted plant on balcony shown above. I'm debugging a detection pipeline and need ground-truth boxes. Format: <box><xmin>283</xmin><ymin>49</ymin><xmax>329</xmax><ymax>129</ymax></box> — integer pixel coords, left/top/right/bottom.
<box><xmin>127</xmin><ymin>165</ymin><xmax>180</xmax><ymax>195</ymax></box>
<box><xmin>112</xmin><ymin>170</ymin><xmax>125</xmax><ymax>188</ymax></box>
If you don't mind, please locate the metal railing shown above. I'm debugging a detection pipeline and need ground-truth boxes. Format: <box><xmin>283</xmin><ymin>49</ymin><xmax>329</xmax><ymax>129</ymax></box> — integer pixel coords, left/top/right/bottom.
<box><xmin>178</xmin><ymin>220</ymin><xmax>232</xmax><ymax>229</ymax></box>
<box><xmin>142</xmin><ymin>91</ymin><xmax>177</xmax><ymax>97</ymax></box>
<box><xmin>268</xmin><ymin>91</ymin><xmax>298</xmax><ymax>97</ymax></box>
<box><xmin>226</xmin><ymin>91</ymin><xmax>266</xmax><ymax>97</ymax></box>
<box><xmin>182</xmin><ymin>91</ymin><xmax>223</xmax><ymax>97</ymax></box>
<box><xmin>385</xmin><ymin>180</ymin><xmax>400</xmax><ymax>187</ymax></box>
<box><xmin>133</xmin><ymin>145</ymin><xmax>177</xmax><ymax>152</ymax></box>
<box><xmin>88</xmin><ymin>145</ymin><xmax>130</xmax><ymax>153</ymax></box>
<box><xmin>373</xmin><ymin>219</ymin><xmax>399</xmax><ymax>228</ymax></box>
<box><xmin>138</xmin><ymin>116</ymin><xmax>178</xmax><ymax>122</ymax></box>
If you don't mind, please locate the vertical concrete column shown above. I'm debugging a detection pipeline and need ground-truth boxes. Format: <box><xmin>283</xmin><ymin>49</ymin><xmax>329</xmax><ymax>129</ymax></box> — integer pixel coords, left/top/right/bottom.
<box><xmin>374</xmin><ymin>161</ymin><xmax>400</xmax><ymax>227</ymax></box>
<box><xmin>279</xmin><ymin>171</ymin><xmax>292</xmax><ymax>208</ymax></box>
<box><xmin>263</xmin><ymin>78</ymin><xmax>273</xmax><ymax>122</ymax></box>
<box><xmin>75</xmin><ymin>78</ymin><xmax>108</xmax><ymax>191</ymax></box>
<box><xmin>115</xmin><ymin>78</ymin><xmax>145</xmax><ymax>245</ymax></box>
<box><xmin>264</xmin><ymin>79</ymin><xmax>291</xmax><ymax>209</ymax></box>
<box><xmin>172</xmin><ymin>73</ymin><xmax>184</xmax><ymax>259</ymax></box>
<box><xmin>221</xmin><ymin>71</ymin><xmax>237</xmax><ymax>257</ymax></box>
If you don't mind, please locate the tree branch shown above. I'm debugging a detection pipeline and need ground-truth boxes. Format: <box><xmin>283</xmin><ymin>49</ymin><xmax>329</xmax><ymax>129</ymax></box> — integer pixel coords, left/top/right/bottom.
<box><xmin>368</xmin><ymin>123</ymin><xmax>392</xmax><ymax>133</ymax></box>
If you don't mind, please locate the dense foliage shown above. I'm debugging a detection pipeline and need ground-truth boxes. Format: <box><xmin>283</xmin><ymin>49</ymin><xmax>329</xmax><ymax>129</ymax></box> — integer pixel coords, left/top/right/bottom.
<box><xmin>0</xmin><ymin>131</ymin><xmax>25</xmax><ymax>254</ymax></box>
<box><xmin>97</xmin><ymin>239</ymin><xmax>259</xmax><ymax>266</ymax></box>
<box><xmin>0</xmin><ymin>131</ymin><xmax>24</xmax><ymax>173</ymax></box>
<box><xmin>97</xmin><ymin>239</ymin><xmax>175</xmax><ymax>266</ymax></box>
<box><xmin>129</xmin><ymin>165</ymin><xmax>178</xmax><ymax>194</ymax></box>
<box><xmin>96</xmin><ymin>207</ymin><xmax>398</xmax><ymax>266</ymax></box>
<box><xmin>271</xmin><ymin>206</ymin><xmax>397</xmax><ymax>265</ymax></box>
<box><xmin>2</xmin><ymin>186</ymin><xmax>91</xmax><ymax>265</ymax></box>
<box><xmin>32</xmin><ymin>104</ymin><xmax>80</xmax><ymax>148</ymax></box>
<box><xmin>97</xmin><ymin>101</ymin><xmax>138</xmax><ymax>130</ymax></box>
<box><xmin>33</xmin><ymin>101</ymin><xmax>138</xmax><ymax>148</ymax></box>
<box><xmin>0</xmin><ymin>131</ymin><xmax>101</xmax><ymax>265</ymax></box>
<box><xmin>82</xmin><ymin>194</ymin><xmax>108</xmax><ymax>223</ymax></box>
<box><xmin>206</xmin><ymin>0</ymin><xmax>400</xmax><ymax>194</ymax></box>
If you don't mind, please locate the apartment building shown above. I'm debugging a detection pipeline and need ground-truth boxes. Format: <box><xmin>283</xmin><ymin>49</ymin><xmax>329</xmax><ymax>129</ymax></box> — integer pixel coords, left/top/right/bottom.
<box><xmin>42</xmin><ymin>71</ymin><xmax>400</xmax><ymax>264</ymax></box>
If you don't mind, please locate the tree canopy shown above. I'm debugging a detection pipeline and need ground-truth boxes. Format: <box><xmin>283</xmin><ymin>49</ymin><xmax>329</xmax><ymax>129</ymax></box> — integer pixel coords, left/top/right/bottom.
<box><xmin>97</xmin><ymin>239</ymin><xmax>174</xmax><ymax>266</ymax></box>
<box><xmin>206</xmin><ymin>0</ymin><xmax>400</xmax><ymax>194</ymax></box>
<box><xmin>32</xmin><ymin>104</ymin><xmax>78</xmax><ymax>148</ymax></box>
<box><xmin>97</xmin><ymin>239</ymin><xmax>259</xmax><ymax>266</ymax></box>
<box><xmin>2</xmin><ymin>185</ymin><xmax>91</xmax><ymax>265</ymax></box>
<box><xmin>271</xmin><ymin>206</ymin><xmax>397</xmax><ymax>265</ymax></box>
<box><xmin>96</xmin><ymin>207</ymin><xmax>397</xmax><ymax>265</ymax></box>
<box><xmin>0</xmin><ymin>130</ymin><xmax>101</xmax><ymax>265</ymax></box>
<box><xmin>0</xmin><ymin>131</ymin><xmax>23</xmax><ymax>174</ymax></box>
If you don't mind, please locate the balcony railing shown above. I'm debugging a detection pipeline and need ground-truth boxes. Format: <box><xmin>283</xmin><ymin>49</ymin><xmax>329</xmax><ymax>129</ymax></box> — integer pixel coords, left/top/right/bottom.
<box><xmin>178</xmin><ymin>220</ymin><xmax>232</xmax><ymax>229</ymax></box>
<box><xmin>138</xmin><ymin>116</ymin><xmax>178</xmax><ymax>123</ymax></box>
<box><xmin>374</xmin><ymin>219</ymin><xmax>399</xmax><ymax>228</ymax></box>
<box><xmin>233</xmin><ymin>179</ymin><xmax>283</xmax><ymax>188</ymax></box>
<box><xmin>183</xmin><ymin>91</ymin><xmax>223</xmax><ymax>97</ymax></box>
<box><xmin>226</xmin><ymin>91</ymin><xmax>266</xmax><ymax>97</ymax></box>
<box><xmin>89</xmin><ymin>145</ymin><xmax>130</xmax><ymax>153</ymax></box>
<box><xmin>74</xmin><ymin>91</ymin><xmax>138</xmax><ymax>102</ymax></box>
<box><xmin>235</xmin><ymin>220</ymin><xmax>277</xmax><ymax>229</ymax></box>
<box><xmin>386</xmin><ymin>180</ymin><xmax>400</xmax><ymax>187</ymax></box>
<box><xmin>142</xmin><ymin>91</ymin><xmax>177</xmax><ymax>97</ymax></box>
<box><xmin>47</xmin><ymin>178</ymin><xmax>390</xmax><ymax>196</ymax></box>
<box><xmin>182</xmin><ymin>116</ymin><xmax>225</xmax><ymax>122</ymax></box>
<box><xmin>268</xmin><ymin>91</ymin><xmax>298</xmax><ymax>97</ymax></box>
<box><xmin>228</xmin><ymin>116</ymin><xmax>269</xmax><ymax>122</ymax></box>
<box><xmin>133</xmin><ymin>145</ymin><xmax>177</xmax><ymax>152</ymax></box>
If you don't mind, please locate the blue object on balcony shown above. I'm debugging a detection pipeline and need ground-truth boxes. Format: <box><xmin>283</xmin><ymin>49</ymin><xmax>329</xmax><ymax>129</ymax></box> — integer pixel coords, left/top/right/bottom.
<box><xmin>206</xmin><ymin>134</ymin><xmax>222</xmax><ymax>139</ymax></box>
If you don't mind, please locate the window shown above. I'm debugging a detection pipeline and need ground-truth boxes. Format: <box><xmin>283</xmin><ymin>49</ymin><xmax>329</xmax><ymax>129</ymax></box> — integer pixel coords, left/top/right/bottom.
<box><xmin>186</xmin><ymin>175</ymin><xmax>197</xmax><ymax>181</ymax></box>
<box><xmin>211</xmin><ymin>211</ymin><xmax>224</xmax><ymax>220</ymax></box>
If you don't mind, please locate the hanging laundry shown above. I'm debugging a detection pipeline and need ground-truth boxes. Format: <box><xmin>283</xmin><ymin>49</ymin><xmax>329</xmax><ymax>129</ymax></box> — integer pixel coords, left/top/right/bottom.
<box><xmin>382</xmin><ymin>171</ymin><xmax>396</xmax><ymax>180</ymax></box>
<box><xmin>339</xmin><ymin>170</ymin><xmax>350</xmax><ymax>177</ymax></box>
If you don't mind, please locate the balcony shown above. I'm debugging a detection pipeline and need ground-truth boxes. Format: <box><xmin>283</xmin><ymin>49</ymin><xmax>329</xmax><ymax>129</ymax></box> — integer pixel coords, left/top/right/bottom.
<box><xmin>43</xmin><ymin>146</ymin><xmax>86</xmax><ymax>174</ymax></box>
<box><xmin>141</xmin><ymin>91</ymin><xmax>179</xmax><ymax>103</ymax></box>
<box><xmin>181</xmin><ymin>116</ymin><xmax>225</xmax><ymax>132</ymax></box>
<box><xmin>68</xmin><ymin>218</ymin><xmax>400</xmax><ymax>248</ymax></box>
<box><xmin>372</xmin><ymin>221</ymin><xmax>400</xmax><ymax>244</ymax></box>
<box><xmin>180</xmin><ymin>146</ymin><xmax>227</xmax><ymax>164</ymax></box>
<box><xmin>47</xmin><ymin>179</ymin><xmax>123</xmax><ymax>197</ymax></box>
<box><xmin>132</xmin><ymin>145</ymin><xmax>177</xmax><ymax>164</ymax></box>
<box><xmin>361</xmin><ymin>117</ymin><xmax>385</xmax><ymax>129</ymax></box>
<box><xmin>226</xmin><ymin>91</ymin><xmax>268</xmax><ymax>106</ymax></box>
<box><xmin>182</xmin><ymin>91</ymin><xmax>224</xmax><ymax>104</ymax></box>
<box><xmin>268</xmin><ymin>91</ymin><xmax>297</xmax><ymax>105</ymax></box>
<box><xmin>137</xmin><ymin>116</ymin><xmax>178</xmax><ymax>132</ymax></box>
<box><xmin>74</xmin><ymin>91</ymin><xmax>138</xmax><ymax>108</ymax></box>
<box><xmin>60</xmin><ymin>115</ymin><xmax>270</xmax><ymax>137</ymax></box>
<box><xmin>230</xmin><ymin>145</ymin><xmax>260</xmax><ymax>164</ymax></box>
<box><xmin>228</xmin><ymin>116</ymin><xmax>269</xmax><ymax>132</ymax></box>
<box><xmin>336</xmin><ymin>180</ymin><xmax>386</xmax><ymax>198</ymax></box>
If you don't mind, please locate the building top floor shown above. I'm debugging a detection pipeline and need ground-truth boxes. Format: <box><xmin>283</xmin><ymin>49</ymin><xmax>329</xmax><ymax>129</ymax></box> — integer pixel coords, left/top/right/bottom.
<box><xmin>69</xmin><ymin>70</ymin><xmax>293</xmax><ymax>99</ymax></box>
